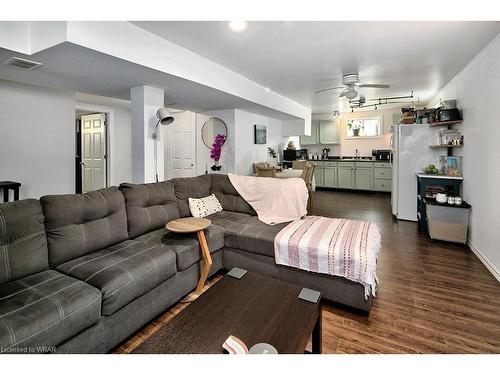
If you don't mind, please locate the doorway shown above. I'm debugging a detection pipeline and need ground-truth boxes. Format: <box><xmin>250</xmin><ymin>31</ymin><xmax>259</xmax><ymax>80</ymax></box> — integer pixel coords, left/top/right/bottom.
<box><xmin>75</xmin><ymin>109</ymin><xmax>108</xmax><ymax>193</ymax></box>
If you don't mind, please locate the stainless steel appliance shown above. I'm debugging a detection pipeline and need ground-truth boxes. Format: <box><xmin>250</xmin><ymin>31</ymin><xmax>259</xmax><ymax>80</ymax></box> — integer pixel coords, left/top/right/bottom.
<box><xmin>283</xmin><ymin>149</ymin><xmax>307</xmax><ymax>168</ymax></box>
<box><xmin>391</xmin><ymin>124</ymin><xmax>447</xmax><ymax>221</ymax></box>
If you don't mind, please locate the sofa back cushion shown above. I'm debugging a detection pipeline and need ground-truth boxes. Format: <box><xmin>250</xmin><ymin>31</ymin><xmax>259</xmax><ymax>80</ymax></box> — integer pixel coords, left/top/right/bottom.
<box><xmin>0</xmin><ymin>199</ymin><xmax>49</xmax><ymax>284</ymax></box>
<box><xmin>119</xmin><ymin>181</ymin><xmax>180</xmax><ymax>238</ymax></box>
<box><xmin>173</xmin><ymin>175</ymin><xmax>212</xmax><ymax>217</ymax></box>
<box><xmin>210</xmin><ymin>174</ymin><xmax>256</xmax><ymax>216</ymax></box>
<box><xmin>40</xmin><ymin>187</ymin><xmax>129</xmax><ymax>266</ymax></box>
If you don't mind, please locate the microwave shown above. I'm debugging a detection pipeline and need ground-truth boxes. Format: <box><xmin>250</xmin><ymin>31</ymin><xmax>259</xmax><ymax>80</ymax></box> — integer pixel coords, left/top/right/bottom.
<box><xmin>283</xmin><ymin>149</ymin><xmax>307</xmax><ymax>161</ymax></box>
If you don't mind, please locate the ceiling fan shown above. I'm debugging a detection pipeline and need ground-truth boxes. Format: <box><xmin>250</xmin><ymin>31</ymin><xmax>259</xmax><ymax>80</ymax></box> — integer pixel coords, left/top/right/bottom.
<box><xmin>315</xmin><ymin>74</ymin><xmax>390</xmax><ymax>99</ymax></box>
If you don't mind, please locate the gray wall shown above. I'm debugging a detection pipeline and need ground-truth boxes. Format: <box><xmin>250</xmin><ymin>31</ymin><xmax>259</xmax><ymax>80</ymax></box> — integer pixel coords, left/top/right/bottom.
<box><xmin>0</xmin><ymin>80</ymin><xmax>75</xmax><ymax>200</ymax></box>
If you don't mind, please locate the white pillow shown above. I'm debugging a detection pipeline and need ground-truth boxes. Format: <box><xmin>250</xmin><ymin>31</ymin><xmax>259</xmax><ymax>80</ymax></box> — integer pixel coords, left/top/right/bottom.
<box><xmin>188</xmin><ymin>194</ymin><xmax>223</xmax><ymax>218</ymax></box>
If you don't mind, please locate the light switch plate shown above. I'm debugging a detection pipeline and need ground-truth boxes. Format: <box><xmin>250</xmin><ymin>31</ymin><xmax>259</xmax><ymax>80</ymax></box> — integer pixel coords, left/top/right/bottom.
<box><xmin>298</xmin><ymin>288</ymin><xmax>321</xmax><ymax>304</ymax></box>
<box><xmin>227</xmin><ymin>267</ymin><xmax>247</xmax><ymax>279</ymax></box>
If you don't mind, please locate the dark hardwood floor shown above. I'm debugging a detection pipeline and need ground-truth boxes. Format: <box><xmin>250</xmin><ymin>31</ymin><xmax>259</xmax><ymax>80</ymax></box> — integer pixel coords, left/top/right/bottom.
<box><xmin>115</xmin><ymin>190</ymin><xmax>500</xmax><ymax>354</ymax></box>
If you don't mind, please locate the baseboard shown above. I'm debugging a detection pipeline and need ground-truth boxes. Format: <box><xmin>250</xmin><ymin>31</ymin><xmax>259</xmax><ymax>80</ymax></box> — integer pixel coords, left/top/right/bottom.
<box><xmin>468</xmin><ymin>239</ymin><xmax>500</xmax><ymax>283</ymax></box>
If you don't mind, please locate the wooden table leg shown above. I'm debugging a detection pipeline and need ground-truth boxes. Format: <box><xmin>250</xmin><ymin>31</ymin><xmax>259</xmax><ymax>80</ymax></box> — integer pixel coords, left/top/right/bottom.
<box><xmin>311</xmin><ymin>307</ymin><xmax>322</xmax><ymax>354</ymax></box>
<box><xmin>196</xmin><ymin>230</ymin><xmax>213</xmax><ymax>292</ymax></box>
<box><xmin>3</xmin><ymin>188</ymin><xmax>9</xmax><ymax>203</ymax></box>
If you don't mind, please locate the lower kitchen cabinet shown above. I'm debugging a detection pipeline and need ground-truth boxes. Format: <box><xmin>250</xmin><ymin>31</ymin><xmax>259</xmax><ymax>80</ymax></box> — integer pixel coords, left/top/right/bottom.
<box><xmin>314</xmin><ymin>164</ymin><xmax>324</xmax><ymax>187</ymax></box>
<box><xmin>311</xmin><ymin>161</ymin><xmax>390</xmax><ymax>191</ymax></box>
<box><xmin>337</xmin><ymin>166</ymin><xmax>355</xmax><ymax>189</ymax></box>
<box><xmin>324</xmin><ymin>166</ymin><xmax>337</xmax><ymax>188</ymax></box>
<box><xmin>354</xmin><ymin>166</ymin><xmax>374</xmax><ymax>190</ymax></box>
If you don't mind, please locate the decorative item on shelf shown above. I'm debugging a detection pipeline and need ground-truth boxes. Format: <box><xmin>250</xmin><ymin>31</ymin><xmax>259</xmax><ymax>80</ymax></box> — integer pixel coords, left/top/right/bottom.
<box><xmin>210</xmin><ymin>133</ymin><xmax>225</xmax><ymax>171</ymax></box>
<box><xmin>439</xmin><ymin>129</ymin><xmax>462</xmax><ymax>146</ymax></box>
<box><xmin>439</xmin><ymin>156</ymin><xmax>463</xmax><ymax>177</ymax></box>
<box><xmin>286</xmin><ymin>140</ymin><xmax>296</xmax><ymax>150</ymax></box>
<box><xmin>400</xmin><ymin>107</ymin><xmax>416</xmax><ymax>124</ymax></box>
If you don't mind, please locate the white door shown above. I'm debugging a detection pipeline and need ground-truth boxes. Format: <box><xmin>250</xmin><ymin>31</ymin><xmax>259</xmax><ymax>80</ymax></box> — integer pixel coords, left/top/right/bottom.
<box><xmin>81</xmin><ymin>113</ymin><xmax>107</xmax><ymax>192</ymax></box>
<box><xmin>168</xmin><ymin>111</ymin><xmax>196</xmax><ymax>178</ymax></box>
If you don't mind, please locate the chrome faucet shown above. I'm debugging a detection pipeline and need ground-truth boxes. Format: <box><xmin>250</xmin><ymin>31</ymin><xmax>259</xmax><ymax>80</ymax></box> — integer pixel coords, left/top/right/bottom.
<box><xmin>355</xmin><ymin>149</ymin><xmax>360</xmax><ymax>159</ymax></box>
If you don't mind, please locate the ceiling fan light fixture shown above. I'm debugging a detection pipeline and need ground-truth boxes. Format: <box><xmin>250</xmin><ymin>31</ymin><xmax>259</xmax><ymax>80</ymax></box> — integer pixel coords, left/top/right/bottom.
<box><xmin>345</xmin><ymin>89</ymin><xmax>358</xmax><ymax>100</ymax></box>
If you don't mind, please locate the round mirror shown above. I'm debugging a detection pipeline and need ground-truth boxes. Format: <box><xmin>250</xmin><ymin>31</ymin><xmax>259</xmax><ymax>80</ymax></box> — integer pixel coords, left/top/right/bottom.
<box><xmin>201</xmin><ymin>117</ymin><xmax>227</xmax><ymax>148</ymax></box>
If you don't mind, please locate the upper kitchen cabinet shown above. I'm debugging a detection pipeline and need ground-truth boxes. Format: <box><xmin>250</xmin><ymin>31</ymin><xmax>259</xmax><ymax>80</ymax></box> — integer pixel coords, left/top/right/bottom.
<box><xmin>319</xmin><ymin>120</ymin><xmax>340</xmax><ymax>144</ymax></box>
<box><xmin>300</xmin><ymin>121</ymin><xmax>320</xmax><ymax>145</ymax></box>
<box><xmin>300</xmin><ymin>120</ymin><xmax>340</xmax><ymax>145</ymax></box>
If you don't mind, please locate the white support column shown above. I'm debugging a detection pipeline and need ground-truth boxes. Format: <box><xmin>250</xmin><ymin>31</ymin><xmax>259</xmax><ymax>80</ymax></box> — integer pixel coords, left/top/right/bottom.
<box><xmin>130</xmin><ymin>86</ymin><xmax>165</xmax><ymax>183</ymax></box>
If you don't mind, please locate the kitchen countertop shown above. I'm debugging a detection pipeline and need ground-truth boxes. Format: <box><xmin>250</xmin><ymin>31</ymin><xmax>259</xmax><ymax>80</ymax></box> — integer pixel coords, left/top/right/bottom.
<box><xmin>416</xmin><ymin>173</ymin><xmax>463</xmax><ymax>180</ymax></box>
<box><xmin>307</xmin><ymin>158</ymin><xmax>390</xmax><ymax>163</ymax></box>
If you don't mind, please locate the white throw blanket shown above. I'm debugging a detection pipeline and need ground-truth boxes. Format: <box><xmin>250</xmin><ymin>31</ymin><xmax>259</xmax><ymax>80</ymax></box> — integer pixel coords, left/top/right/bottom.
<box><xmin>228</xmin><ymin>173</ymin><xmax>308</xmax><ymax>225</ymax></box>
<box><xmin>274</xmin><ymin>216</ymin><xmax>381</xmax><ymax>298</ymax></box>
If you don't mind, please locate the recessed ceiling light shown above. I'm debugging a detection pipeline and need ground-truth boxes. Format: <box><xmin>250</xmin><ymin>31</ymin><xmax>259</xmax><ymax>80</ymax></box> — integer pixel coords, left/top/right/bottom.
<box><xmin>265</xmin><ymin>87</ymin><xmax>270</xmax><ymax>92</ymax></box>
<box><xmin>228</xmin><ymin>21</ymin><xmax>248</xmax><ymax>33</ymax></box>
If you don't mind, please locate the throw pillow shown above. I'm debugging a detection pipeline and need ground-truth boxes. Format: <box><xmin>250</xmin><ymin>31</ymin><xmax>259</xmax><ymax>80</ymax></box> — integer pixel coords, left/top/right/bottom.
<box><xmin>188</xmin><ymin>194</ymin><xmax>223</xmax><ymax>218</ymax></box>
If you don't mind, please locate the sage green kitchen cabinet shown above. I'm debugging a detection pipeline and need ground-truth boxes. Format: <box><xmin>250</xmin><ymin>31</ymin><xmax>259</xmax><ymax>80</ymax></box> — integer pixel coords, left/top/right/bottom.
<box><xmin>337</xmin><ymin>164</ymin><xmax>355</xmax><ymax>189</ymax></box>
<box><xmin>300</xmin><ymin>121</ymin><xmax>319</xmax><ymax>145</ymax></box>
<box><xmin>314</xmin><ymin>163</ymin><xmax>324</xmax><ymax>187</ymax></box>
<box><xmin>323</xmin><ymin>166</ymin><xmax>337</xmax><ymax>188</ymax></box>
<box><xmin>319</xmin><ymin>120</ymin><xmax>340</xmax><ymax>144</ymax></box>
<box><xmin>354</xmin><ymin>165</ymin><xmax>374</xmax><ymax>190</ymax></box>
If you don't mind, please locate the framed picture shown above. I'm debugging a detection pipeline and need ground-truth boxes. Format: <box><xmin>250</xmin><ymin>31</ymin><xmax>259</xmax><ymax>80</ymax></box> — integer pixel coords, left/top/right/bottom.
<box><xmin>254</xmin><ymin>124</ymin><xmax>267</xmax><ymax>144</ymax></box>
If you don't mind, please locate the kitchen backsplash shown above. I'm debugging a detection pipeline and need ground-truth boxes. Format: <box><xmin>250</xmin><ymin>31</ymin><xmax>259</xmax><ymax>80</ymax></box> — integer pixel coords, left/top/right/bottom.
<box><xmin>303</xmin><ymin>144</ymin><xmax>341</xmax><ymax>158</ymax></box>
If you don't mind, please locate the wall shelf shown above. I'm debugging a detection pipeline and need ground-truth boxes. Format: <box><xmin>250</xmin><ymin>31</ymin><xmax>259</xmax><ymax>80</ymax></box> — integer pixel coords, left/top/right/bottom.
<box><xmin>429</xmin><ymin>144</ymin><xmax>463</xmax><ymax>149</ymax></box>
<box><xmin>428</xmin><ymin>120</ymin><xmax>463</xmax><ymax>127</ymax></box>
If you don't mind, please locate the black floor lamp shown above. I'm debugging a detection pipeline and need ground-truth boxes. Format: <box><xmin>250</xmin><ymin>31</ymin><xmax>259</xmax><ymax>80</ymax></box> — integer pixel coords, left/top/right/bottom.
<box><xmin>153</xmin><ymin>107</ymin><xmax>174</xmax><ymax>182</ymax></box>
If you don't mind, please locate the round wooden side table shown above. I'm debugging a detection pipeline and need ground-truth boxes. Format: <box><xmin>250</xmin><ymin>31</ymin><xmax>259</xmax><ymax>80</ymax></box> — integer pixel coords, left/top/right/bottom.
<box><xmin>166</xmin><ymin>217</ymin><xmax>212</xmax><ymax>292</ymax></box>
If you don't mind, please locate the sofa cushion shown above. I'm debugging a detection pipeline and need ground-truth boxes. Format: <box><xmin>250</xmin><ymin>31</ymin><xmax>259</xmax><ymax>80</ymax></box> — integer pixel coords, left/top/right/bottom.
<box><xmin>0</xmin><ymin>199</ymin><xmax>48</xmax><ymax>284</ymax></box>
<box><xmin>135</xmin><ymin>225</ymin><xmax>225</xmax><ymax>271</ymax></box>
<box><xmin>173</xmin><ymin>175</ymin><xmax>212</xmax><ymax>217</ymax></box>
<box><xmin>0</xmin><ymin>269</ymin><xmax>101</xmax><ymax>352</ymax></box>
<box><xmin>188</xmin><ymin>194</ymin><xmax>223</xmax><ymax>218</ymax></box>
<box><xmin>56</xmin><ymin>240</ymin><xmax>176</xmax><ymax>316</ymax></box>
<box><xmin>224</xmin><ymin>216</ymin><xmax>290</xmax><ymax>258</ymax></box>
<box><xmin>205</xmin><ymin>211</ymin><xmax>254</xmax><ymax>231</ymax></box>
<box><xmin>119</xmin><ymin>181</ymin><xmax>180</xmax><ymax>239</ymax></box>
<box><xmin>210</xmin><ymin>174</ymin><xmax>256</xmax><ymax>216</ymax></box>
<box><xmin>40</xmin><ymin>187</ymin><xmax>129</xmax><ymax>267</ymax></box>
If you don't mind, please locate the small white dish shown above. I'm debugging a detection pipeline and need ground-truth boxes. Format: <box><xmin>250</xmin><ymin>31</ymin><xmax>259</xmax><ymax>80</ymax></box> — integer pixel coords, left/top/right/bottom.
<box><xmin>436</xmin><ymin>193</ymin><xmax>447</xmax><ymax>203</ymax></box>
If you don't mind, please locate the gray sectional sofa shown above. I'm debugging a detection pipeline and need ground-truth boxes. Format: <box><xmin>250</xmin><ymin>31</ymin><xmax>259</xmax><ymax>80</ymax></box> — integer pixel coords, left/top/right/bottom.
<box><xmin>0</xmin><ymin>174</ymin><xmax>371</xmax><ymax>354</ymax></box>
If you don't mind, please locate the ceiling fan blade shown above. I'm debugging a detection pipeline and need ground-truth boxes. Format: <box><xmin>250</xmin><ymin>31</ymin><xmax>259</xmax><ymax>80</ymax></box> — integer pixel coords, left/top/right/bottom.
<box><xmin>314</xmin><ymin>86</ymin><xmax>344</xmax><ymax>94</ymax></box>
<box><xmin>357</xmin><ymin>84</ymin><xmax>390</xmax><ymax>88</ymax></box>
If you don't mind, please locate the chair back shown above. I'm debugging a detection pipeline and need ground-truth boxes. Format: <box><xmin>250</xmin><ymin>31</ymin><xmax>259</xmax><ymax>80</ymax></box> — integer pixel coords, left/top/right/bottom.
<box><xmin>256</xmin><ymin>166</ymin><xmax>276</xmax><ymax>178</ymax></box>
<box><xmin>292</xmin><ymin>160</ymin><xmax>306</xmax><ymax>170</ymax></box>
<box><xmin>301</xmin><ymin>163</ymin><xmax>315</xmax><ymax>189</ymax></box>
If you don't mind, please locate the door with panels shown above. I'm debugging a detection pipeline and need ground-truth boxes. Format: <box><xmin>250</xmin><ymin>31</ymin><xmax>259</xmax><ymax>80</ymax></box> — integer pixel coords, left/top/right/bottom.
<box><xmin>169</xmin><ymin>111</ymin><xmax>196</xmax><ymax>178</ymax></box>
<box><xmin>81</xmin><ymin>113</ymin><xmax>107</xmax><ymax>193</ymax></box>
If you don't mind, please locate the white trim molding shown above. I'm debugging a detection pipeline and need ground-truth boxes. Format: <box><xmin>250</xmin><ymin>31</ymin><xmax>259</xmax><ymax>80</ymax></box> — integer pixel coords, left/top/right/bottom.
<box><xmin>468</xmin><ymin>240</ymin><xmax>500</xmax><ymax>283</ymax></box>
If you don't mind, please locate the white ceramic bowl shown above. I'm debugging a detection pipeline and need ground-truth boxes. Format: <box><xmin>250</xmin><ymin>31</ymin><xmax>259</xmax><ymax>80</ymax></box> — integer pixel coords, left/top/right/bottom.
<box><xmin>436</xmin><ymin>193</ymin><xmax>447</xmax><ymax>203</ymax></box>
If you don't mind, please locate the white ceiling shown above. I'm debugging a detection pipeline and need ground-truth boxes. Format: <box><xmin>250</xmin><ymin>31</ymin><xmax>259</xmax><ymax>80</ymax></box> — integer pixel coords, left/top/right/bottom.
<box><xmin>133</xmin><ymin>21</ymin><xmax>500</xmax><ymax>113</ymax></box>
<box><xmin>0</xmin><ymin>42</ymin><xmax>297</xmax><ymax>119</ymax></box>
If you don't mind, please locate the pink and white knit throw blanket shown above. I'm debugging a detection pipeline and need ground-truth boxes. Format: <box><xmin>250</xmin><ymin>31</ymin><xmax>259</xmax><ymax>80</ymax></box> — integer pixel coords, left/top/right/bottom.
<box><xmin>274</xmin><ymin>216</ymin><xmax>381</xmax><ymax>298</ymax></box>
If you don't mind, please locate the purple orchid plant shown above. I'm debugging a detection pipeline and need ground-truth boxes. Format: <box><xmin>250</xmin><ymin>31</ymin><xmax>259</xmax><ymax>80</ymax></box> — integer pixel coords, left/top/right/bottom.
<box><xmin>210</xmin><ymin>134</ymin><xmax>225</xmax><ymax>170</ymax></box>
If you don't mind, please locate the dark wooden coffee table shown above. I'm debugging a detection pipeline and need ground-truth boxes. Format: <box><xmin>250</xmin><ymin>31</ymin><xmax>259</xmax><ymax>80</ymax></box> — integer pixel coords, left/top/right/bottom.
<box><xmin>132</xmin><ymin>271</ymin><xmax>322</xmax><ymax>354</ymax></box>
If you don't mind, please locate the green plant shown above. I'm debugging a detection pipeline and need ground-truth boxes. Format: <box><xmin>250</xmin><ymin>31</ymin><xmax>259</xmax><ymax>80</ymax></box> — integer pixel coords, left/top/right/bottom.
<box><xmin>267</xmin><ymin>147</ymin><xmax>277</xmax><ymax>158</ymax></box>
<box><xmin>347</xmin><ymin>121</ymin><xmax>364</xmax><ymax>131</ymax></box>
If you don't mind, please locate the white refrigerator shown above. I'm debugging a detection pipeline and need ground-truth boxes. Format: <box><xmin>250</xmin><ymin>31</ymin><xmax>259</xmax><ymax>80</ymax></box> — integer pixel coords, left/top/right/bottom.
<box><xmin>391</xmin><ymin>124</ymin><xmax>446</xmax><ymax>221</ymax></box>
